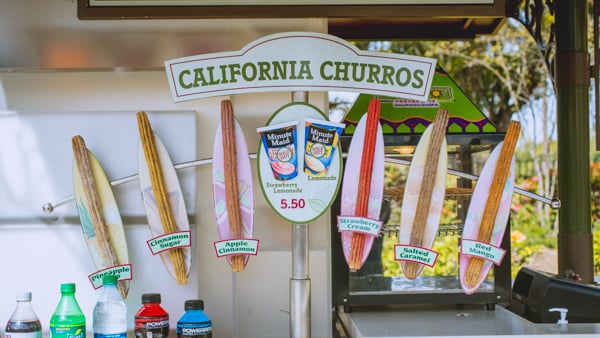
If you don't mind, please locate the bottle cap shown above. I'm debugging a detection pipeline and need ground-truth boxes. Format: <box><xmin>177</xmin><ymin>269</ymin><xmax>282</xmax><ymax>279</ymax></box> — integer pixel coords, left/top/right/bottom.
<box><xmin>142</xmin><ymin>293</ymin><xmax>161</xmax><ymax>304</ymax></box>
<box><xmin>60</xmin><ymin>283</ymin><xmax>76</xmax><ymax>293</ymax></box>
<box><xmin>184</xmin><ymin>299</ymin><xmax>205</xmax><ymax>310</ymax></box>
<box><xmin>16</xmin><ymin>291</ymin><xmax>32</xmax><ymax>302</ymax></box>
<box><xmin>102</xmin><ymin>274</ymin><xmax>118</xmax><ymax>286</ymax></box>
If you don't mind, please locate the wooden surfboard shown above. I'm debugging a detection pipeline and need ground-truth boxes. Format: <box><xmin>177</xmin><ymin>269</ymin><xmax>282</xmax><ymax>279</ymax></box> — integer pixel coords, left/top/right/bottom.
<box><xmin>138</xmin><ymin>117</ymin><xmax>192</xmax><ymax>284</ymax></box>
<box><xmin>212</xmin><ymin>102</ymin><xmax>254</xmax><ymax>271</ymax></box>
<box><xmin>459</xmin><ymin>140</ymin><xmax>516</xmax><ymax>294</ymax></box>
<box><xmin>398</xmin><ymin>112</ymin><xmax>448</xmax><ymax>279</ymax></box>
<box><xmin>339</xmin><ymin>108</ymin><xmax>385</xmax><ymax>270</ymax></box>
<box><xmin>72</xmin><ymin>136</ymin><xmax>130</xmax><ymax>298</ymax></box>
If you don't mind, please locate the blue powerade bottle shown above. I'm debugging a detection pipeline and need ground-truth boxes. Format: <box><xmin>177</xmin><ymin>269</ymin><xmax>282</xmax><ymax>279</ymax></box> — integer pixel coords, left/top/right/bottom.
<box><xmin>176</xmin><ymin>300</ymin><xmax>212</xmax><ymax>338</ymax></box>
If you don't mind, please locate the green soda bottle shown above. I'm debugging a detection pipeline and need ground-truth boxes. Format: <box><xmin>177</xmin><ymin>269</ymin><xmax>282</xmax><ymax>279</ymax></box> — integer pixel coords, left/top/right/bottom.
<box><xmin>50</xmin><ymin>283</ymin><xmax>86</xmax><ymax>338</ymax></box>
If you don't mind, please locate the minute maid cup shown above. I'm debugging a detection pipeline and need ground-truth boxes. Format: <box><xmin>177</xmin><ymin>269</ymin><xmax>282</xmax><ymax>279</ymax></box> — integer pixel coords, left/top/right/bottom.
<box><xmin>303</xmin><ymin>118</ymin><xmax>345</xmax><ymax>177</ymax></box>
<box><xmin>257</xmin><ymin>121</ymin><xmax>298</xmax><ymax>181</ymax></box>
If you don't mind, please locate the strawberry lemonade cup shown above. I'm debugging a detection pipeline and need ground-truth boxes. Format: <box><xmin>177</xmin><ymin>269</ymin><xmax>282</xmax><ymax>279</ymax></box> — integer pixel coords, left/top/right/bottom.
<box><xmin>257</xmin><ymin>121</ymin><xmax>299</xmax><ymax>181</ymax></box>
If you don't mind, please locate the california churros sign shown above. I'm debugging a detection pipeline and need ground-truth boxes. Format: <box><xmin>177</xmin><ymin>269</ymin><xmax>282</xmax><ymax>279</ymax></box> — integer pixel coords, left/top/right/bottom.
<box><xmin>164</xmin><ymin>32</ymin><xmax>436</xmax><ymax>102</ymax></box>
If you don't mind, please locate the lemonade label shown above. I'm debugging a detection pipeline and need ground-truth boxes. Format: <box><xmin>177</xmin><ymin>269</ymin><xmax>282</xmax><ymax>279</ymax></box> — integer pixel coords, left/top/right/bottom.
<box><xmin>303</xmin><ymin>118</ymin><xmax>345</xmax><ymax>177</ymax></box>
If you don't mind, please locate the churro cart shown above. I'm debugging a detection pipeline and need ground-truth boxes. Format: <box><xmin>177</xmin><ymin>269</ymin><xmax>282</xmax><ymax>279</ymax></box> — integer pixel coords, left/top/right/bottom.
<box><xmin>332</xmin><ymin>68</ymin><xmax>509</xmax><ymax>307</ymax></box>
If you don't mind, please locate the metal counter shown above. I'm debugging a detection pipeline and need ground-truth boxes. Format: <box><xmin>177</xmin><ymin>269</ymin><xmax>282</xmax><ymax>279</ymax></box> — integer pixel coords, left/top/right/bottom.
<box><xmin>335</xmin><ymin>304</ymin><xmax>600</xmax><ymax>338</ymax></box>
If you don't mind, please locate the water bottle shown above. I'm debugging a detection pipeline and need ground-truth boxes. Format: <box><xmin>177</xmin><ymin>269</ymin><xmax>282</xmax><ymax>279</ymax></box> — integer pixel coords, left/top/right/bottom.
<box><xmin>134</xmin><ymin>293</ymin><xmax>169</xmax><ymax>338</ymax></box>
<box><xmin>92</xmin><ymin>275</ymin><xmax>127</xmax><ymax>338</ymax></box>
<box><xmin>50</xmin><ymin>283</ymin><xmax>86</xmax><ymax>338</ymax></box>
<box><xmin>5</xmin><ymin>291</ymin><xmax>42</xmax><ymax>338</ymax></box>
<box><xmin>176</xmin><ymin>300</ymin><xmax>212</xmax><ymax>338</ymax></box>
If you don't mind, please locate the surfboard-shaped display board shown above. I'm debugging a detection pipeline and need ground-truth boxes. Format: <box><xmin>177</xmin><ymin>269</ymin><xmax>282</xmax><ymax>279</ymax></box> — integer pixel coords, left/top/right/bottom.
<box><xmin>339</xmin><ymin>98</ymin><xmax>385</xmax><ymax>271</ymax></box>
<box><xmin>459</xmin><ymin>121</ymin><xmax>519</xmax><ymax>295</ymax></box>
<box><xmin>137</xmin><ymin>112</ymin><xmax>191</xmax><ymax>285</ymax></box>
<box><xmin>72</xmin><ymin>136</ymin><xmax>130</xmax><ymax>298</ymax></box>
<box><xmin>212</xmin><ymin>100</ymin><xmax>255</xmax><ymax>272</ymax></box>
<box><xmin>398</xmin><ymin>110</ymin><xmax>448</xmax><ymax>279</ymax></box>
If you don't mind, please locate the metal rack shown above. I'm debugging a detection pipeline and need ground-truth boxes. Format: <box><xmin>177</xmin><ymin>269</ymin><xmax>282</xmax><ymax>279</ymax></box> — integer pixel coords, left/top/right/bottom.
<box><xmin>331</xmin><ymin>133</ymin><xmax>514</xmax><ymax>313</ymax></box>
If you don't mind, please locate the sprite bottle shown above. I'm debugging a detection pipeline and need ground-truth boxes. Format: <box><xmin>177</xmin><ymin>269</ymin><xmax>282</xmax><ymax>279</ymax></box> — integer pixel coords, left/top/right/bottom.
<box><xmin>50</xmin><ymin>283</ymin><xmax>86</xmax><ymax>338</ymax></box>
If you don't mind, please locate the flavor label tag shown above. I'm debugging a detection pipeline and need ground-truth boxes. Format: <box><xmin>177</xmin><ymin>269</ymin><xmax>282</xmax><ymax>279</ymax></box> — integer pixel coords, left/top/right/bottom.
<box><xmin>337</xmin><ymin>216</ymin><xmax>382</xmax><ymax>236</ymax></box>
<box><xmin>147</xmin><ymin>231</ymin><xmax>192</xmax><ymax>255</ymax></box>
<box><xmin>88</xmin><ymin>264</ymin><xmax>133</xmax><ymax>289</ymax></box>
<box><xmin>394</xmin><ymin>245</ymin><xmax>439</xmax><ymax>267</ymax></box>
<box><xmin>460</xmin><ymin>239</ymin><xmax>506</xmax><ymax>265</ymax></box>
<box><xmin>214</xmin><ymin>239</ymin><xmax>260</xmax><ymax>257</ymax></box>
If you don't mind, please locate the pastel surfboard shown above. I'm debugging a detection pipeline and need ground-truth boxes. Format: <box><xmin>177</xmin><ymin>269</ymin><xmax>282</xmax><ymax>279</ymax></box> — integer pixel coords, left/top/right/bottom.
<box><xmin>459</xmin><ymin>141</ymin><xmax>515</xmax><ymax>294</ymax></box>
<box><xmin>73</xmin><ymin>147</ymin><xmax>130</xmax><ymax>297</ymax></box>
<box><xmin>399</xmin><ymin>122</ymin><xmax>448</xmax><ymax>278</ymax></box>
<box><xmin>339</xmin><ymin>112</ymin><xmax>385</xmax><ymax>269</ymax></box>
<box><xmin>138</xmin><ymin>132</ymin><xmax>192</xmax><ymax>282</ymax></box>
<box><xmin>212</xmin><ymin>117</ymin><xmax>254</xmax><ymax>268</ymax></box>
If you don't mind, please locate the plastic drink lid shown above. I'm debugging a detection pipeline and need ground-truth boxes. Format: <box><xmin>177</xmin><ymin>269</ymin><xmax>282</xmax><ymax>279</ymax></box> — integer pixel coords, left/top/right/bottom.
<box><xmin>16</xmin><ymin>291</ymin><xmax>32</xmax><ymax>302</ymax></box>
<box><xmin>184</xmin><ymin>300</ymin><xmax>204</xmax><ymax>310</ymax></box>
<box><xmin>60</xmin><ymin>283</ymin><xmax>76</xmax><ymax>293</ymax></box>
<box><xmin>102</xmin><ymin>275</ymin><xmax>118</xmax><ymax>285</ymax></box>
<box><xmin>142</xmin><ymin>293</ymin><xmax>161</xmax><ymax>304</ymax></box>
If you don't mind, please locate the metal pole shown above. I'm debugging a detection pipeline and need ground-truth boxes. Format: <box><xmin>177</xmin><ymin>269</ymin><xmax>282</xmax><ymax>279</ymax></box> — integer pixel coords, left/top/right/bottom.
<box><xmin>555</xmin><ymin>0</ymin><xmax>594</xmax><ymax>282</ymax></box>
<box><xmin>290</xmin><ymin>91</ymin><xmax>310</xmax><ymax>338</ymax></box>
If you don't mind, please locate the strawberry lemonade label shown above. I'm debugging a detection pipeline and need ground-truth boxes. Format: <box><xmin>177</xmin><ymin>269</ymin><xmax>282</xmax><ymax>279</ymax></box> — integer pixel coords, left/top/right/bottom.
<box><xmin>257</xmin><ymin>121</ymin><xmax>298</xmax><ymax>181</ymax></box>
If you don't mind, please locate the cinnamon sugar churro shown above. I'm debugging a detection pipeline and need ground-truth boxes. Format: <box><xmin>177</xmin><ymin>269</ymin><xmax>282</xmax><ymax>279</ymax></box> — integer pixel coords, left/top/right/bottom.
<box><xmin>137</xmin><ymin>111</ymin><xmax>188</xmax><ymax>285</ymax></box>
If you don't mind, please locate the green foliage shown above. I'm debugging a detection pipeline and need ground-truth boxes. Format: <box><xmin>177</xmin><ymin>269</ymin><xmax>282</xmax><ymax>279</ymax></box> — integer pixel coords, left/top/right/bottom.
<box><xmin>594</xmin><ymin>230</ymin><xmax>600</xmax><ymax>274</ymax></box>
<box><xmin>366</xmin><ymin>13</ymin><xmax>600</xmax><ymax>279</ymax></box>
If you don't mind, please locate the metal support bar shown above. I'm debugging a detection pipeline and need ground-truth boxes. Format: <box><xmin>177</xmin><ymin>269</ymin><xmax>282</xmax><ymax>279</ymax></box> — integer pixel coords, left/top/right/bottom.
<box><xmin>385</xmin><ymin>158</ymin><xmax>561</xmax><ymax>209</ymax></box>
<box><xmin>43</xmin><ymin>155</ymin><xmax>560</xmax><ymax>213</ymax></box>
<box><xmin>290</xmin><ymin>91</ymin><xmax>310</xmax><ymax>338</ymax></box>
<box><xmin>291</xmin><ymin>223</ymin><xmax>310</xmax><ymax>338</ymax></box>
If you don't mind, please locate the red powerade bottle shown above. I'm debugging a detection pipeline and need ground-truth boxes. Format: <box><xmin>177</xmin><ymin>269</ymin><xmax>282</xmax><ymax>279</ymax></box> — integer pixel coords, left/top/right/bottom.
<box><xmin>134</xmin><ymin>293</ymin><xmax>169</xmax><ymax>338</ymax></box>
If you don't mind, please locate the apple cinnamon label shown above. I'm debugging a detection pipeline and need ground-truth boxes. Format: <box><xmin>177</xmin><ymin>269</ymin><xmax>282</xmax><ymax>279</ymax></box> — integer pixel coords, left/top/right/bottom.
<box><xmin>214</xmin><ymin>239</ymin><xmax>259</xmax><ymax>257</ymax></box>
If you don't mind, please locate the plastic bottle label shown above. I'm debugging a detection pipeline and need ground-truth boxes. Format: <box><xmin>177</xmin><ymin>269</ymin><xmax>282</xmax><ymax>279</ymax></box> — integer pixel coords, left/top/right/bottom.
<box><xmin>135</xmin><ymin>318</ymin><xmax>169</xmax><ymax>338</ymax></box>
<box><xmin>177</xmin><ymin>322</ymin><xmax>212</xmax><ymax>338</ymax></box>
<box><xmin>6</xmin><ymin>332</ymin><xmax>42</xmax><ymax>338</ymax></box>
<box><xmin>50</xmin><ymin>324</ymin><xmax>86</xmax><ymax>338</ymax></box>
<box><xmin>94</xmin><ymin>333</ymin><xmax>126</xmax><ymax>338</ymax></box>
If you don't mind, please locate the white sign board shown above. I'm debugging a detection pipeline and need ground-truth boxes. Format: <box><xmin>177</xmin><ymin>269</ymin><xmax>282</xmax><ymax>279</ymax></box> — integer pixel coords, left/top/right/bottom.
<box><xmin>256</xmin><ymin>103</ymin><xmax>343</xmax><ymax>224</ymax></box>
<box><xmin>165</xmin><ymin>32</ymin><xmax>436</xmax><ymax>102</ymax></box>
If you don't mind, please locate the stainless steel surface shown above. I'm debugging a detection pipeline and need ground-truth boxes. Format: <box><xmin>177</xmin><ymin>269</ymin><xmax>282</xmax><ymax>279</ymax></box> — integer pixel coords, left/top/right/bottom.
<box><xmin>337</xmin><ymin>305</ymin><xmax>600</xmax><ymax>338</ymax></box>
<box><xmin>292</xmin><ymin>223</ymin><xmax>310</xmax><ymax>279</ymax></box>
<box><xmin>291</xmin><ymin>278</ymin><xmax>311</xmax><ymax>338</ymax></box>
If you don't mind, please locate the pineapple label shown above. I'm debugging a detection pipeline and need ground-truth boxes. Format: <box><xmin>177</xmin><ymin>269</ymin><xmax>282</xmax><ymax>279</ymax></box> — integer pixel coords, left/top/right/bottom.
<box><xmin>147</xmin><ymin>231</ymin><xmax>192</xmax><ymax>255</ymax></box>
<box><xmin>460</xmin><ymin>239</ymin><xmax>506</xmax><ymax>265</ymax></box>
<box><xmin>88</xmin><ymin>264</ymin><xmax>133</xmax><ymax>289</ymax></box>
<box><xmin>214</xmin><ymin>239</ymin><xmax>260</xmax><ymax>257</ymax></box>
<box><xmin>394</xmin><ymin>245</ymin><xmax>439</xmax><ymax>267</ymax></box>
